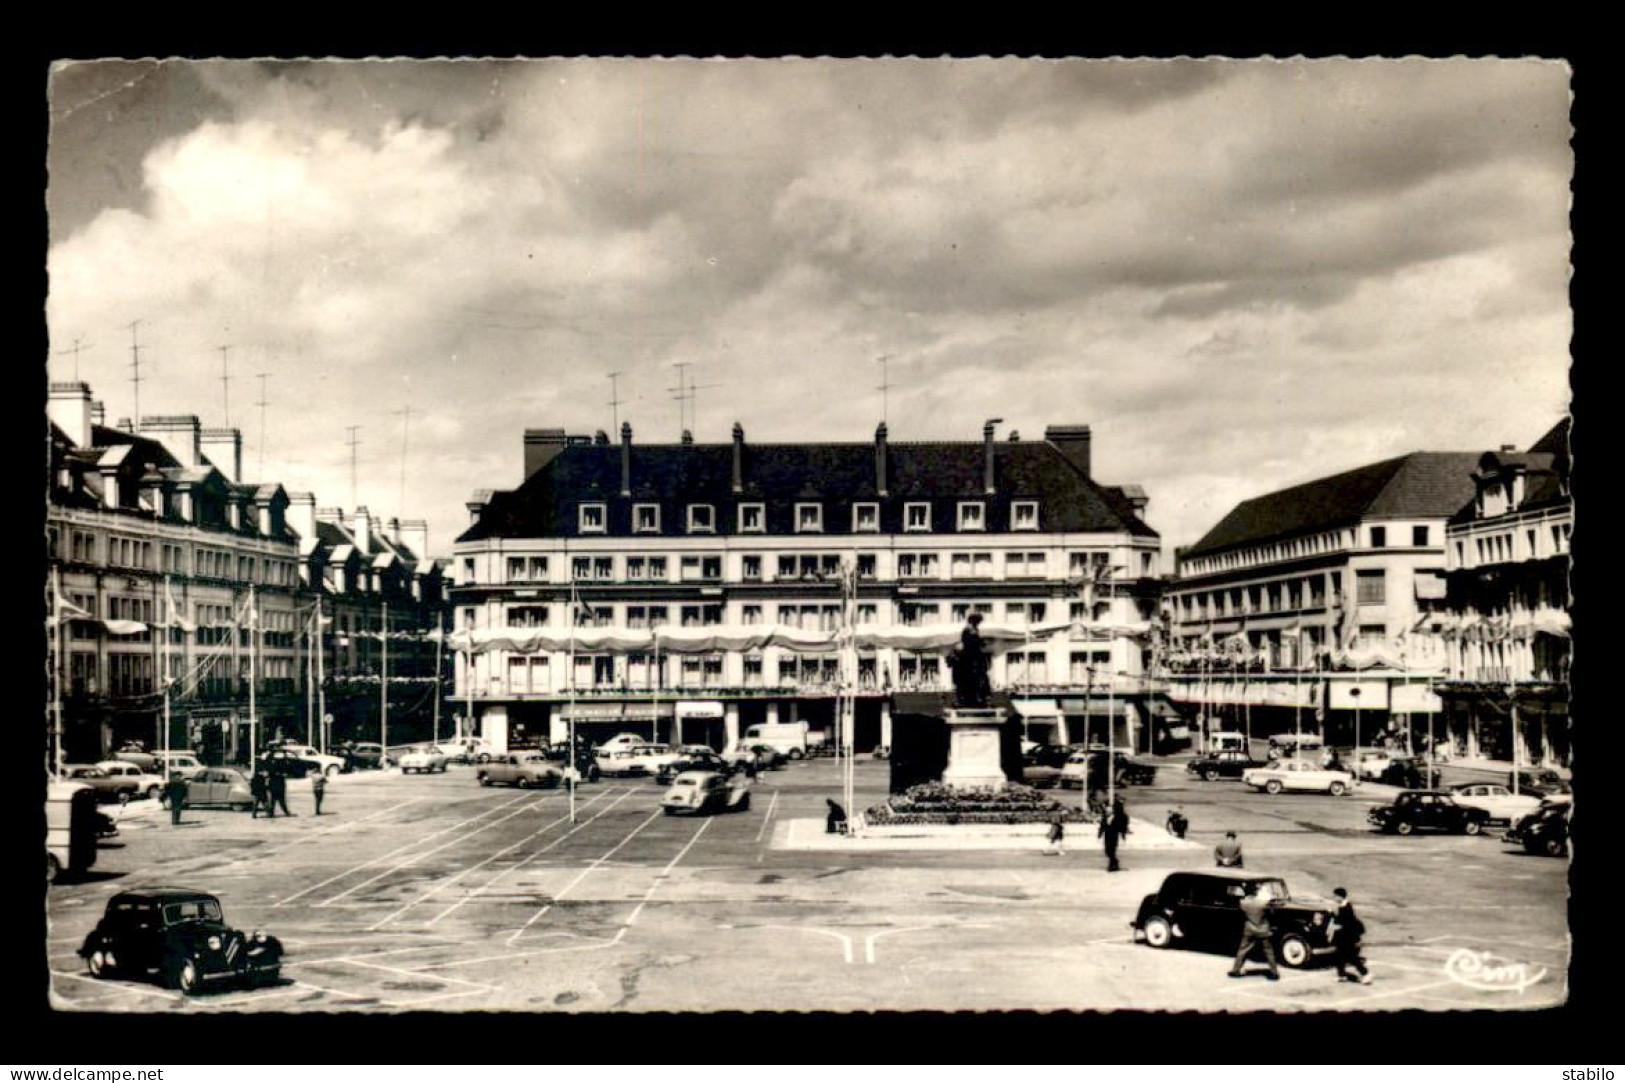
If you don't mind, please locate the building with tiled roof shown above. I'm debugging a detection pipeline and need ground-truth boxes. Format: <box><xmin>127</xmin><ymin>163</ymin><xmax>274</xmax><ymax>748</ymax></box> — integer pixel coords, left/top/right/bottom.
<box><xmin>1437</xmin><ymin>419</ymin><xmax>1571</xmax><ymax>768</ymax></box>
<box><xmin>451</xmin><ymin>420</ymin><xmax>1166</xmax><ymax>756</ymax></box>
<box><xmin>1163</xmin><ymin>451</ymin><xmax>1484</xmax><ymax>753</ymax></box>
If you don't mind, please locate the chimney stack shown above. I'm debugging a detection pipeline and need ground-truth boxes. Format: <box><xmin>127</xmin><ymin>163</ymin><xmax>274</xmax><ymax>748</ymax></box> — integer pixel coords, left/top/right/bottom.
<box><xmin>621</xmin><ymin>422</ymin><xmax>633</xmax><ymax>497</ymax></box>
<box><xmin>983</xmin><ymin>420</ymin><xmax>998</xmax><ymax>495</ymax></box>
<box><xmin>139</xmin><ymin>415</ymin><xmax>204</xmax><ymax>467</ymax></box>
<box><xmin>1045</xmin><ymin>424</ymin><xmax>1092</xmax><ymax>478</ymax></box>
<box><xmin>682</xmin><ymin>430</ymin><xmax>693</xmax><ymax>447</ymax></box>
<box><xmin>47</xmin><ymin>382</ymin><xmax>93</xmax><ymax>449</ymax></box>
<box><xmin>732</xmin><ymin>423</ymin><xmax>745</xmax><ymax>494</ymax></box>
<box><xmin>352</xmin><ymin>506</ymin><xmax>372</xmax><ymax>553</ymax></box>
<box><xmin>399</xmin><ymin>519</ymin><xmax>429</xmax><ymax>559</ymax></box>
<box><xmin>91</xmin><ymin>401</ymin><xmax>106</xmax><ymax>428</ymax></box>
<box><xmin>288</xmin><ymin>493</ymin><xmax>318</xmax><ymax>555</ymax></box>
<box><xmin>875</xmin><ymin>423</ymin><xmax>889</xmax><ymax>497</ymax></box>
<box><xmin>200</xmin><ymin>428</ymin><xmax>243</xmax><ymax>481</ymax></box>
<box><xmin>523</xmin><ymin>428</ymin><xmax>568</xmax><ymax>480</ymax></box>
<box><xmin>387</xmin><ymin>516</ymin><xmax>403</xmax><ymax>546</ymax></box>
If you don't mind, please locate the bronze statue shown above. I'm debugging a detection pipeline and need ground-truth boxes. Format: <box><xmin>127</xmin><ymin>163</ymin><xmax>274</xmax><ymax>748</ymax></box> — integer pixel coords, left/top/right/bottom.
<box><xmin>951</xmin><ymin>613</ymin><xmax>992</xmax><ymax>708</ymax></box>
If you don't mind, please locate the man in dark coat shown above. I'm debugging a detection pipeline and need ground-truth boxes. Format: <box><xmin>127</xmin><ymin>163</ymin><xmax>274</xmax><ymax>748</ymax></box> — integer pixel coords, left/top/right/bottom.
<box><xmin>1330</xmin><ymin>887</ymin><xmax>1372</xmax><ymax>984</ymax></box>
<box><xmin>165</xmin><ymin>772</ymin><xmax>188</xmax><ymax>827</ymax></box>
<box><xmin>250</xmin><ymin>769</ymin><xmax>270</xmax><ymax>818</ymax></box>
<box><xmin>269</xmin><ymin>768</ymin><xmax>293</xmax><ymax>816</ymax></box>
<box><xmin>1098</xmin><ymin>797</ymin><xmax>1129</xmax><ymax>871</ymax></box>
<box><xmin>825</xmin><ymin>799</ymin><xmax>848</xmax><ymax>835</ymax></box>
<box><xmin>1229</xmin><ymin>883</ymin><xmax>1281</xmax><ymax>980</ymax></box>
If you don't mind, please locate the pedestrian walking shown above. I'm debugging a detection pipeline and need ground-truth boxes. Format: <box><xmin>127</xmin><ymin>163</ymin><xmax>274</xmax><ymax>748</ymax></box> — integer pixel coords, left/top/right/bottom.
<box><xmin>311</xmin><ymin>771</ymin><xmax>326</xmax><ymax>816</ymax></box>
<box><xmin>1214</xmin><ymin>830</ymin><xmax>1244</xmax><ymax>868</ymax></box>
<box><xmin>1044</xmin><ymin>811</ymin><xmax>1065</xmax><ymax>856</ymax></box>
<box><xmin>269</xmin><ymin>769</ymin><xmax>293</xmax><ymax>816</ymax></box>
<box><xmin>1098</xmin><ymin>797</ymin><xmax>1130</xmax><ymax>871</ymax></box>
<box><xmin>165</xmin><ymin>771</ymin><xmax>188</xmax><ymax>827</ymax></box>
<box><xmin>1329</xmin><ymin>887</ymin><xmax>1372</xmax><ymax>984</ymax></box>
<box><xmin>250</xmin><ymin>769</ymin><xmax>270</xmax><ymax>818</ymax></box>
<box><xmin>825</xmin><ymin>798</ymin><xmax>848</xmax><ymax>835</ymax></box>
<box><xmin>1229</xmin><ymin>883</ymin><xmax>1281</xmax><ymax>980</ymax></box>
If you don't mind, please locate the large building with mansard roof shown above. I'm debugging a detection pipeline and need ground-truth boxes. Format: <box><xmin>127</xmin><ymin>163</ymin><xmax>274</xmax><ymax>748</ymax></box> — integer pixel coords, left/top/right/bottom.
<box><xmin>451</xmin><ymin>420</ymin><xmax>1167</xmax><ymax>755</ymax></box>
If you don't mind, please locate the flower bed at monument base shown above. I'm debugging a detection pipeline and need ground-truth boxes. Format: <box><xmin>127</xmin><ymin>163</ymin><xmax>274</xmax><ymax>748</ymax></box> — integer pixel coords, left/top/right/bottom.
<box><xmin>864</xmin><ymin>781</ymin><xmax>1096</xmax><ymax>826</ymax></box>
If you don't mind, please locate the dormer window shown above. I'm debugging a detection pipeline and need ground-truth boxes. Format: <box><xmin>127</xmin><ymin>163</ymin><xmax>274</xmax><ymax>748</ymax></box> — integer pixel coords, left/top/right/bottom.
<box><xmin>1012</xmin><ymin>500</ymin><xmax>1039</xmax><ymax>531</ymax></box>
<box><xmin>905</xmin><ymin>502</ymin><xmax>931</xmax><ymax>532</ymax></box>
<box><xmin>796</xmin><ymin>503</ymin><xmax>824</xmax><ymax>533</ymax></box>
<box><xmin>739</xmin><ymin>503</ymin><xmax>765</xmax><ymax>533</ymax></box>
<box><xmin>853</xmin><ymin>503</ymin><xmax>879</xmax><ymax>533</ymax></box>
<box><xmin>688</xmin><ymin>504</ymin><xmax>716</xmax><ymax>533</ymax></box>
<box><xmin>579</xmin><ymin>503</ymin><xmax>607</xmax><ymax>533</ymax></box>
<box><xmin>633</xmin><ymin>504</ymin><xmax>661</xmax><ymax>533</ymax></box>
<box><xmin>958</xmin><ymin>501</ymin><xmax>986</xmax><ymax>532</ymax></box>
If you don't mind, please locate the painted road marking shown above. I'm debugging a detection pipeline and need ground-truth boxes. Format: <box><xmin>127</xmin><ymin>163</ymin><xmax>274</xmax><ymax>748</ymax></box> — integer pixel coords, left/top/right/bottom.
<box><xmin>275</xmin><ymin>790</ymin><xmax>535</xmax><ymax>907</ymax></box>
<box><xmin>505</xmin><ymin>807</ymin><xmax>663</xmax><ymax>945</ymax></box>
<box><xmin>368</xmin><ymin>786</ymin><xmax>625</xmax><ymax>930</ymax></box>
<box><xmin>249</xmin><ymin>796</ymin><xmax>430</xmax><ymax>860</ymax></box>
<box><xmin>755</xmin><ymin>790</ymin><xmax>780</xmax><ymax>843</ymax></box>
<box><xmin>428</xmin><ymin>789</ymin><xmax>639</xmax><ymax>927</ymax></box>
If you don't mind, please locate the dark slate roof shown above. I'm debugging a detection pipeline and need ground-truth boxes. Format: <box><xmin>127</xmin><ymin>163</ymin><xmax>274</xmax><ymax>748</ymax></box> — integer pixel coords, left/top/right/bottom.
<box><xmin>459</xmin><ymin>439</ymin><xmax>1158</xmax><ymax>542</ymax></box>
<box><xmin>1185</xmin><ymin>452</ymin><xmax>1482</xmax><ymax>558</ymax></box>
<box><xmin>1528</xmin><ymin>418</ymin><xmax>1569</xmax><ymax>457</ymax></box>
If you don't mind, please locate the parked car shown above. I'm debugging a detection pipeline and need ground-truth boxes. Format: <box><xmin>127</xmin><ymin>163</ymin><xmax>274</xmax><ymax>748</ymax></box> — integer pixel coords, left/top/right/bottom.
<box><xmin>96</xmin><ymin>761</ymin><xmax>165</xmax><ymax>801</ymax></box>
<box><xmin>170</xmin><ymin>767</ymin><xmax>255</xmax><ymax>811</ymax></box>
<box><xmin>1368</xmin><ymin>790</ymin><xmax>1490</xmax><ymax>835</ymax></box>
<box><xmin>47</xmin><ymin>781</ymin><xmax>99</xmax><ymax>883</ymax></box>
<box><xmin>1504</xmin><ymin>797</ymin><xmax>1571</xmax><ymax>856</ymax></box>
<box><xmin>1449</xmin><ymin>783</ymin><xmax>1541</xmax><ymax>824</ymax></box>
<box><xmin>1022</xmin><ymin>744</ymin><xmax>1073</xmax><ymax>788</ymax></box>
<box><xmin>1267</xmin><ymin>733</ymin><xmax>1325</xmax><ymax>759</ymax></box>
<box><xmin>266</xmin><ymin>742</ymin><xmax>346</xmax><ymax>777</ymax></box>
<box><xmin>477</xmin><ymin>753</ymin><xmax>565</xmax><ymax>789</ymax></box>
<box><xmin>597</xmin><ymin>732</ymin><xmax>654</xmax><ymax>754</ymax></box>
<box><xmin>1187</xmin><ymin>749</ymin><xmax>1266</xmax><ymax>782</ymax></box>
<box><xmin>656</xmin><ymin>752</ymin><xmax>731</xmax><ymax>784</ymax></box>
<box><xmin>1130</xmin><ymin>870</ymin><xmax>1338</xmax><ymax>969</ymax></box>
<box><xmin>1509</xmin><ymin>768</ymin><xmax>1571</xmax><ymax>799</ymax></box>
<box><xmin>340</xmin><ymin>742</ymin><xmax>386</xmax><ymax>770</ymax></box>
<box><xmin>398</xmin><ymin>746</ymin><xmax>451</xmax><ymax>774</ymax></box>
<box><xmin>151</xmin><ymin>751</ymin><xmax>205</xmax><ymax>777</ymax></box>
<box><xmin>1241</xmin><ymin>759</ymin><xmax>1358</xmax><ymax>796</ymax></box>
<box><xmin>111</xmin><ymin>746</ymin><xmax>160</xmax><ymax>773</ymax></box>
<box><xmin>61</xmin><ymin>764</ymin><xmax>139</xmax><ymax>804</ymax></box>
<box><xmin>1352</xmin><ymin>747</ymin><xmax>1407</xmax><ymax>781</ymax></box>
<box><xmin>257</xmin><ymin>749</ymin><xmax>313</xmax><ymax>778</ymax></box>
<box><xmin>723</xmin><ymin>743</ymin><xmax>784</xmax><ymax>772</ymax></box>
<box><xmin>78</xmin><ymin>889</ymin><xmax>283</xmax><ymax>995</ymax></box>
<box><xmin>1375</xmin><ymin>757</ymin><xmax>1443</xmax><ymax>790</ymax></box>
<box><xmin>661</xmin><ymin>770</ymin><xmax>752</xmax><ymax>815</ymax></box>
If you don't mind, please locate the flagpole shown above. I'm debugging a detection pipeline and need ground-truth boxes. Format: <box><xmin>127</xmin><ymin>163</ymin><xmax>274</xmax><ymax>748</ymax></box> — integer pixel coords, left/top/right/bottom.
<box><xmin>316</xmin><ymin>596</ymin><xmax>328</xmax><ymax>754</ymax></box>
<box><xmin>248</xmin><ymin>585</ymin><xmax>258</xmax><ymax>774</ymax></box>
<box><xmin>306</xmin><ymin>604</ymin><xmax>316</xmax><ymax>748</ymax></box>
<box><xmin>163</xmin><ymin>576</ymin><xmax>173</xmax><ymax>759</ymax></box>
<box><xmin>568</xmin><ymin>580</ymin><xmax>578</xmax><ymax>827</ymax></box>
<box><xmin>380</xmin><ymin>600</ymin><xmax>389</xmax><ymax>766</ymax></box>
<box><xmin>52</xmin><ymin>567</ymin><xmax>65</xmax><ymax>781</ymax></box>
<box><xmin>432</xmin><ymin>610</ymin><xmax>444</xmax><ymax>747</ymax></box>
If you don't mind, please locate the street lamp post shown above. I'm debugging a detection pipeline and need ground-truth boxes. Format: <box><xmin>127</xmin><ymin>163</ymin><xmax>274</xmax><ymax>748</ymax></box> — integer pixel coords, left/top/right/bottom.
<box><xmin>1349</xmin><ymin>685</ymin><xmax>1362</xmax><ymax>765</ymax></box>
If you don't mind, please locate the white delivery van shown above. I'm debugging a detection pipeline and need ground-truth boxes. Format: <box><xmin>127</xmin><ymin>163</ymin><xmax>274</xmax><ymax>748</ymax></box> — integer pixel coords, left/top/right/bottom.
<box><xmin>743</xmin><ymin>722</ymin><xmax>810</xmax><ymax>759</ymax></box>
<box><xmin>1208</xmin><ymin>732</ymin><xmax>1249</xmax><ymax>754</ymax></box>
<box><xmin>47</xmin><ymin>780</ymin><xmax>98</xmax><ymax>883</ymax></box>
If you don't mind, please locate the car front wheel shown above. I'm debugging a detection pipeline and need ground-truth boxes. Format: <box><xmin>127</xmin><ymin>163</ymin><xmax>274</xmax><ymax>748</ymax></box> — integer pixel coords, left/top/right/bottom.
<box><xmin>146</xmin><ymin>785</ymin><xmax>163</xmax><ymax>801</ymax></box>
<box><xmin>1543</xmin><ymin>836</ymin><xmax>1565</xmax><ymax>856</ymax></box>
<box><xmin>117</xmin><ymin>790</ymin><xmax>132</xmax><ymax>805</ymax></box>
<box><xmin>170</xmin><ymin>957</ymin><xmax>201</xmax><ymax>995</ymax></box>
<box><xmin>86</xmin><ymin>947</ymin><xmax>116</xmax><ymax>978</ymax></box>
<box><xmin>1265</xmin><ymin>780</ymin><xmax>1284</xmax><ymax>795</ymax></box>
<box><xmin>1463</xmin><ymin>819</ymin><xmax>1482</xmax><ymax>836</ymax></box>
<box><xmin>1328</xmin><ymin>781</ymin><xmax>1347</xmax><ymax>797</ymax></box>
<box><xmin>1279</xmin><ymin>934</ymin><xmax>1312</xmax><ymax>969</ymax></box>
<box><xmin>1142</xmin><ymin>916</ymin><xmax>1173</xmax><ymax>948</ymax></box>
<box><xmin>1203</xmin><ymin>769</ymin><xmax>1220</xmax><ymax>782</ymax></box>
<box><xmin>325</xmin><ymin>765</ymin><xmax>340</xmax><ymax>778</ymax></box>
<box><xmin>1396</xmin><ymin>821</ymin><xmax>1414</xmax><ymax>836</ymax></box>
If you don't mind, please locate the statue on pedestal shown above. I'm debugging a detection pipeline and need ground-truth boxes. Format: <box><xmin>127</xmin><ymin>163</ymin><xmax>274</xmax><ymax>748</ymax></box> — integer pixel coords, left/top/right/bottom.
<box><xmin>950</xmin><ymin>613</ymin><xmax>992</xmax><ymax>709</ymax></box>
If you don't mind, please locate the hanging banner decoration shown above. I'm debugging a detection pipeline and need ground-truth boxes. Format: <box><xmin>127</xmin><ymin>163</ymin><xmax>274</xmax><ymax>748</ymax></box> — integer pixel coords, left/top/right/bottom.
<box><xmin>103</xmin><ymin>619</ymin><xmax>151</xmax><ymax>636</ymax></box>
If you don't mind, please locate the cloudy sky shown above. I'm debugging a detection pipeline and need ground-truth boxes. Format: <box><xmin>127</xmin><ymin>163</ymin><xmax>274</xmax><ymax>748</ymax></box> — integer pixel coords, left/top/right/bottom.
<box><xmin>45</xmin><ymin>58</ymin><xmax>1572</xmax><ymax>558</ymax></box>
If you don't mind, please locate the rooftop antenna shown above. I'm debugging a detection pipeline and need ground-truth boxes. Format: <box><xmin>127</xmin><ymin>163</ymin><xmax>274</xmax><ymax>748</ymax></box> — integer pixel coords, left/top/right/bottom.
<box><xmin>255</xmin><ymin>372</ymin><xmax>272</xmax><ymax>479</ymax></box>
<box><xmin>688</xmin><ymin>373</ymin><xmax>723</xmax><ymax>438</ymax></box>
<box><xmin>607</xmin><ymin>371</ymin><xmax>625</xmax><ymax>434</ymax></box>
<box><xmin>218</xmin><ymin>344</ymin><xmax>233</xmax><ymax>427</ymax></box>
<box><xmin>668</xmin><ymin>361</ymin><xmax>692</xmax><ymax>436</ymax></box>
<box><xmin>346</xmin><ymin>425</ymin><xmax>362</xmax><ymax>509</ymax></box>
<box><xmin>876</xmin><ymin>355</ymin><xmax>894</xmax><ymax>425</ymax></box>
<box><xmin>391</xmin><ymin>405</ymin><xmax>414</xmax><ymax>515</ymax></box>
<box><xmin>126</xmin><ymin>320</ymin><xmax>145</xmax><ymax>429</ymax></box>
<box><xmin>57</xmin><ymin>336</ymin><xmax>91</xmax><ymax>382</ymax></box>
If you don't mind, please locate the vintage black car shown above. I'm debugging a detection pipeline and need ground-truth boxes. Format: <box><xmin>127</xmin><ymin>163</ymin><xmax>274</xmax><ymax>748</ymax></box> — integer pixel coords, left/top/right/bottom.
<box><xmin>1504</xmin><ymin>798</ymin><xmax>1571</xmax><ymax>856</ymax></box>
<box><xmin>78</xmin><ymin>888</ymin><xmax>283</xmax><ymax>995</ymax></box>
<box><xmin>1186</xmin><ymin>749</ymin><xmax>1267</xmax><ymax>782</ymax></box>
<box><xmin>655</xmin><ymin>753</ymin><xmax>731</xmax><ymax>785</ymax></box>
<box><xmin>1021</xmin><ymin>744</ymin><xmax>1073</xmax><ymax>789</ymax></box>
<box><xmin>1509</xmin><ymin>768</ymin><xmax>1571</xmax><ymax>799</ymax></box>
<box><xmin>1368</xmin><ymin>790</ymin><xmax>1490</xmax><ymax>836</ymax></box>
<box><xmin>1130</xmin><ymin>870</ymin><xmax>1338</xmax><ymax>968</ymax></box>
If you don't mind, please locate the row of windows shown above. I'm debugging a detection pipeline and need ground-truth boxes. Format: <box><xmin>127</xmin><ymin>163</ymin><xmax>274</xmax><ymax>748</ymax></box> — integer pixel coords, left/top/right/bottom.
<box><xmin>50</xmin><ymin>528</ymin><xmax>297</xmax><ymax>586</ymax></box>
<box><xmin>579</xmin><ymin>499</ymin><xmax>1041</xmax><ymax>535</ymax></box>
<box><xmin>490</xmin><ymin>549</ymin><xmax>1122</xmax><ymax>586</ymax></box>
<box><xmin>1175</xmin><ymin>574</ymin><xmax>1337</xmax><ymax>621</ymax></box>
<box><xmin>1453</xmin><ymin>521</ymin><xmax>1571</xmax><ymax>569</ymax></box>
<box><xmin>468</xmin><ymin>598</ymin><xmax>1104</xmax><ymax>630</ymax></box>
<box><xmin>1184</xmin><ymin>528</ymin><xmax>1357</xmax><ymax>577</ymax></box>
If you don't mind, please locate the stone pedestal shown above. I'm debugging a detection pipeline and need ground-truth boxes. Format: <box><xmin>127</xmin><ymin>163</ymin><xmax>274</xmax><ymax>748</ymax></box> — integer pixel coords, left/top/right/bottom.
<box><xmin>940</xmin><ymin>707</ymin><xmax>1008</xmax><ymax>790</ymax></box>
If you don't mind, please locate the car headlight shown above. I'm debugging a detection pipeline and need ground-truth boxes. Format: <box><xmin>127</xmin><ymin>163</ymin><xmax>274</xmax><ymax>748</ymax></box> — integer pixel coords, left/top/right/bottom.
<box><xmin>207</xmin><ymin>935</ymin><xmax>222</xmax><ymax>950</ymax></box>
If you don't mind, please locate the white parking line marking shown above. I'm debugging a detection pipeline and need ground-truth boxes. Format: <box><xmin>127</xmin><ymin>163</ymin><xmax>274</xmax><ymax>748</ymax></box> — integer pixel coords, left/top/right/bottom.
<box><xmin>250</xmin><ymin>796</ymin><xmax>429</xmax><ymax>859</ymax></box>
<box><xmin>761</xmin><ymin>924</ymin><xmax>854</xmax><ymax>964</ymax></box>
<box><xmin>428</xmin><ymin>789</ymin><xmax>639</xmax><ymax>927</ymax></box>
<box><xmin>864</xmin><ymin>925</ymin><xmax>936</xmax><ymax>964</ymax></box>
<box><xmin>621</xmin><ymin>816</ymin><xmax>713</xmax><ymax>931</ymax></box>
<box><xmin>755</xmin><ymin>790</ymin><xmax>780</xmax><ymax>843</ymax></box>
<box><xmin>275</xmin><ymin>790</ymin><xmax>535</xmax><ymax>907</ymax></box>
<box><xmin>310</xmin><ymin>791</ymin><xmax>573</xmax><ymax>908</ymax></box>
<box><xmin>368</xmin><ymin>786</ymin><xmax>625</xmax><ymax>930</ymax></box>
<box><xmin>506</xmin><ymin>808</ymin><xmax>663</xmax><ymax>945</ymax></box>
